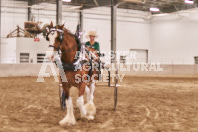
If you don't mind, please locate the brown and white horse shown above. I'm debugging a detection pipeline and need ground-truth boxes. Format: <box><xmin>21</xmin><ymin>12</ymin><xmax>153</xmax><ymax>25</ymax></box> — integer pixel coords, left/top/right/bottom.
<box><xmin>46</xmin><ymin>22</ymin><xmax>100</xmax><ymax>126</ymax></box>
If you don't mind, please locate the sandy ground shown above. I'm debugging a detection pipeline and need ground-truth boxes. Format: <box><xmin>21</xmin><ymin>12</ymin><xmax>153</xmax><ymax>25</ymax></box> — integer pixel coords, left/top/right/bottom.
<box><xmin>0</xmin><ymin>76</ymin><xmax>198</xmax><ymax>132</ymax></box>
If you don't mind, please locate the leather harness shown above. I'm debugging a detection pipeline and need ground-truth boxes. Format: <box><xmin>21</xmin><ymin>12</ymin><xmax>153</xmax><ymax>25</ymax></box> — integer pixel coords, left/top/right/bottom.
<box><xmin>46</xmin><ymin>26</ymin><xmax>95</xmax><ymax>73</ymax></box>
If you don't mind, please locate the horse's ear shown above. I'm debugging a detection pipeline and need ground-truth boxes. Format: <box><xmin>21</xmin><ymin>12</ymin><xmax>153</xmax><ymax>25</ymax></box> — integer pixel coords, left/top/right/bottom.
<box><xmin>60</xmin><ymin>24</ymin><xmax>64</xmax><ymax>29</ymax></box>
<box><xmin>50</xmin><ymin>21</ymin><xmax>53</xmax><ymax>28</ymax></box>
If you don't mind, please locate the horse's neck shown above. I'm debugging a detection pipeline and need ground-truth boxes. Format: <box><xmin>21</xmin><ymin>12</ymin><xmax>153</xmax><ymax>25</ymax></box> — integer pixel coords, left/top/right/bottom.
<box><xmin>61</xmin><ymin>33</ymin><xmax>78</xmax><ymax>63</ymax></box>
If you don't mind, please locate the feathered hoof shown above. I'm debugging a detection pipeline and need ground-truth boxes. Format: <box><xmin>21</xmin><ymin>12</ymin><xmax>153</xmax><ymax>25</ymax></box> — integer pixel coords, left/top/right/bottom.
<box><xmin>86</xmin><ymin>115</ymin><xmax>94</xmax><ymax>120</ymax></box>
<box><xmin>81</xmin><ymin>115</ymin><xmax>94</xmax><ymax>120</ymax></box>
<box><xmin>59</xmin><ymin>116</ymin><xmax>76</xmax><ymax>127</ymax></box>
<box><xmin>84</xmin><ymin>103</ymin><xmax>96</xmax><ymax>116</ymax></box>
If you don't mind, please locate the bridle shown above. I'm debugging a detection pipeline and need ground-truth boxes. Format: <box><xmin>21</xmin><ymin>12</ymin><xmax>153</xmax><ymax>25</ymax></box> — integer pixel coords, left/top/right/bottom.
<box><xmin>46</xmin><ymin>27</ymin><xmax>81</xmax><ymax>55</ymax></box>
<box><xmin>46</xmin><ymin>27</ymin><xmax>64</xmax><ymax>53</ymax></box>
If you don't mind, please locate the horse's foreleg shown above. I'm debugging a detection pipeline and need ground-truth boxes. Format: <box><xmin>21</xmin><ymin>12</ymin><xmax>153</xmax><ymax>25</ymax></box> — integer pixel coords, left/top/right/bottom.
<box><xmin>59</xmin><ymin>86</ymin><xmax>76</xmax><ymax>126</ymax></box>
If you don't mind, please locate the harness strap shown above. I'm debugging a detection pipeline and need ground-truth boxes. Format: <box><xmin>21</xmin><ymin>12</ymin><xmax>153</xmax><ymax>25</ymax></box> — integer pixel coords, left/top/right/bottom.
<box><xmin>49</xmin><ymin>45</ymin><xmax>60</xmax><ymax>51</ymax></box>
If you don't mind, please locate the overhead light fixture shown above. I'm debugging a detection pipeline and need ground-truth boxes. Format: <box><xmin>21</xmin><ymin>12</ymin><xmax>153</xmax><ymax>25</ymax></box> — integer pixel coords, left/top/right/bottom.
<box><xmin>68</xmin><ymin>6</ymin><xmax>82</xmax><ymax>10</ymax></box>
<box><xmin>150</xmin><ymin>7</ymin><xmax>160</xmax><ymax>12</ymax></box>
<box><xmin>185</xmin><ymin>0</ymin><xmax>194</xmax><ymax>4</ymax></box>
<box><xmin>63</xmin><ymin>0</ymin><xmax>71</xmax><ymax>2</ymax></box>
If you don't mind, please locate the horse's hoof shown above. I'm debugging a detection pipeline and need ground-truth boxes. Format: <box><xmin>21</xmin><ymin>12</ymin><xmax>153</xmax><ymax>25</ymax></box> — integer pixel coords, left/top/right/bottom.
<box><xmin>87</xmin><ymin>115</ymin><xmax>94</xmax><ymax>120</ymax></box>
<box><xmin>81</xmin><ymin>115</ymin><xmax>94</xmax><ymax>120</ymax></box>
<box><xmin>59</xmin><ymin>117</ymin><xmax>76</xmax><ymax>127</ymax></box>
<box><xmin>84</xmin><ymin>103</ymin><xmax>96</xmax><ymax>116</ymax></box>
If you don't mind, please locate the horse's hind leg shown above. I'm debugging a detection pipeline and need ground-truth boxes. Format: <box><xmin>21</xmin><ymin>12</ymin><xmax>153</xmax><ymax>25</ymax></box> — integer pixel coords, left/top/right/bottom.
<box><xmin>59</xmin><ymin>84</ymin><xmax>76</xmax><ymax>126</ymax></box>
<box><xmin>84</xmin><ymin>81</ymin><xmax>96</xmax><ymax>117</ymax></box>
<box><xmin>85</xmin><ymin>85</ymin><xmax>90</xmax><ymax>103</ymax></box>
<box><xmin>85</xmin><ymin>82</ymin><xmax>95</xmax><ymax>103</ymax></box>
<box><xmin>88</xmin><ymin>81</ymin><xmax>95</xmax><ymax>103</ymax></box>
<box><xmin>76</xmin><ymin>83</ymin><xmax>94</xmax><ymax>120</ymax></box>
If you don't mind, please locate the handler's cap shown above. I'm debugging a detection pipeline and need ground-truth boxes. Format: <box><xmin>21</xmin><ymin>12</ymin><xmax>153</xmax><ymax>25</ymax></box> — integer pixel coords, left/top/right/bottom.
<box><xmin>86</xmin><ymin>31</ymin><xmax>98</xmax><ymax>38</ymax></box>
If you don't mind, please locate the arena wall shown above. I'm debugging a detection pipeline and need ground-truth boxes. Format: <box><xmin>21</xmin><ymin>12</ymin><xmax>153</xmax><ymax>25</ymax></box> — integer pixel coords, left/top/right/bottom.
<box><xmin>150</xmin><ymin>12</ymin><xmax>198</xmax><ymax>64</ymax></box>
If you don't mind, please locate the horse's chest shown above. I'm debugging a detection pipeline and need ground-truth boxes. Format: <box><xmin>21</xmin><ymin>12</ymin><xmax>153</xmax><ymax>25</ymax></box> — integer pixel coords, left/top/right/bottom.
<box><xmin>65</xmin><ymin>72</ymin><xmax>76</xmax><ymax>82</ymax></box>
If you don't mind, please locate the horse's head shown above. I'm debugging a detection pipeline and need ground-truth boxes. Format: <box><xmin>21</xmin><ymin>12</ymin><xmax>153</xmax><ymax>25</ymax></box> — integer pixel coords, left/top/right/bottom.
<box><xmin>45</xmin><ymin>21</ymin><xmax>79</xmax><ymax>63</ymax></box>
<box><xmin>46</xmin><ymin>21</ymin><xmax>65</xmax><ymax>52</ymax></box>
<box><xmin>45</xmin><ymin>21</ymin><xmax>65</xmax><ymax>62</ymax></box>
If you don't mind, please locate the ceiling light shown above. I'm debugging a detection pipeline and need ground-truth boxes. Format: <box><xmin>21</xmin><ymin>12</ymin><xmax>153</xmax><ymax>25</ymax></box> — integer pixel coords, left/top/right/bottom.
<box><xmin>68</xmin><ymin>6</ymin><xmax>82</xmax><ymax>10</ymax></box>
<box><xmin>185</xmin><ymin>0</ymin><xmax>194</xmax><ymax>4</ymax></box>
<box><xmin>63</xmin><ymin>0</ymin><xmax>71</xmax><ymax>2</ymax></box>
<box><xmin>150</xmin><ymin>7</ymin><xmax>160</xmax><ymax>12</ymax></box>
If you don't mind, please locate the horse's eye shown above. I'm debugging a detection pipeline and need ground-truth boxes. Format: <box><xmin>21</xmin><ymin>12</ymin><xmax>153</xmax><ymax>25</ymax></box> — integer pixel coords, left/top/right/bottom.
<box><xmin>46</xmin><ymin>27</ymin><xmax>49</xmax><ymax>32</ymax></box>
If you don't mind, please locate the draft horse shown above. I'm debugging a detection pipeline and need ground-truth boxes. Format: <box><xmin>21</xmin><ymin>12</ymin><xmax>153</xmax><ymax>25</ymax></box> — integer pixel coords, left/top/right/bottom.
<box><xmin>45</xmin><ymin>22</ymin><xmax>101</xmax><ymax>127</ymax></box>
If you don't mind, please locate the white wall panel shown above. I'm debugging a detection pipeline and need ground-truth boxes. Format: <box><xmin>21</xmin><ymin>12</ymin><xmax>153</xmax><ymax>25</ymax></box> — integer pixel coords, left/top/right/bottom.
<box><xmin>1</xmin><ymin>38</ymin><xmax>51</xmax><ymax>64</ymax></box>
<box><xmin>151</xmin><ymin>12</ymin><xmax>198</xmax><ymax>64</ymax></box>
<box><xmin>117</xmin><ymin>21</ymin><xmax>150</xmax><ymax>51</ymax></box>
<box><xmin>16</xmin><ymin>38</ymin><xmax>49</xmax><ymax>63</ymax></box>
<box><xmin>1</xmin><ymin>38</ymin><xmax>16</xmax><ymax>63</ymax></box>
<box><xmin>117</xmin><ymin>9</ymin><xmax>150</xmax><ymax>64</ymax></box>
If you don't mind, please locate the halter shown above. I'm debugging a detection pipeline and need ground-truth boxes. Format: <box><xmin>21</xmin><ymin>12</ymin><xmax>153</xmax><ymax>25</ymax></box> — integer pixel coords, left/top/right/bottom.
<box><xmin>46</xmin><ymin>27</ymin><xmax>64</xmax><ymax>53</ymax></box>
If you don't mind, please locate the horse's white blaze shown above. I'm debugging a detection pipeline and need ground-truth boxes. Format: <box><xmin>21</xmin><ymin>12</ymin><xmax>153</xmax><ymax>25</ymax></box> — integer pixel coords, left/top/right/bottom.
<box><xmin>59</xmin><ymin>97</ymin><xmax>76</xmax><ymax>126</ymax></box>
<box><xmin>48</xmin><ymin>31</ymin><xmax>57</xmax><ymax>46</ymax></box>
<box><xmin>46</xmin><ymin>31</ymin><xmax>58</xmax><ymax>62</ymax></box>
<box><xmin>45</xmin><ymin>48</ymin><xmax>54</xmax><ymax>62</ymax></box>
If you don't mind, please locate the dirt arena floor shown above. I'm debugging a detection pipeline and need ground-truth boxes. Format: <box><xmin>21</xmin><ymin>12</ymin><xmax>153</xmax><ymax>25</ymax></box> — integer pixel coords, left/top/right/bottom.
<box><xmin>0</xmin><ymin>76</ymin><xmax>198</xmax><ymax>132</ymax></box>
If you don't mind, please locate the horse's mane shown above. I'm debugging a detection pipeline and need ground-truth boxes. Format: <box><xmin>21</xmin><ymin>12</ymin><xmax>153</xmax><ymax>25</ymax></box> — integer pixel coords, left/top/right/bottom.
<box><xmin>55</xmin><ymin>24</ymin><xmax>76</xmax><ymax>38</ymax></box>
<box><xmin>63</xmin><ymin>27</ymin><xmax>76</xmax><ymax>38</ymax></box>
<box><xmin>59</xmin><ymin>26</ymin><xmax>81</xmax><ymax>52</ymax></box>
